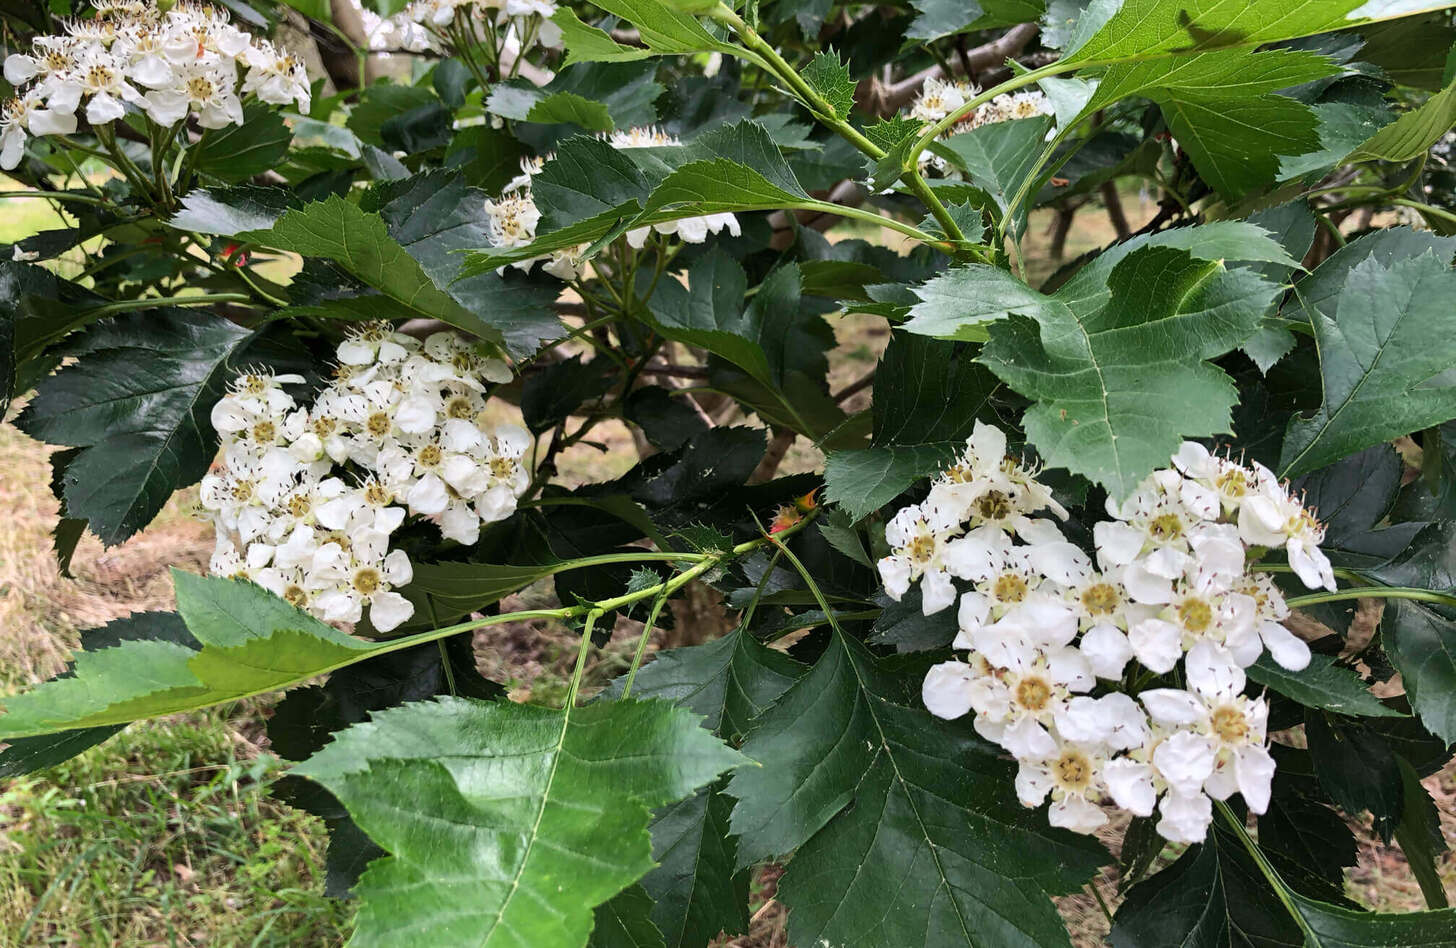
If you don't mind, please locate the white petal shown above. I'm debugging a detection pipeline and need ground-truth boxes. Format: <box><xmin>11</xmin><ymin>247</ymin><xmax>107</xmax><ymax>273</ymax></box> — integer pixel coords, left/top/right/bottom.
<box><xmin>1139</xmin><ymin>689</ymin><xmax>1204</xmax><ymax>727</ymax></box>
<box><xmin>1026</xmin><ymin>541</ymin><xmax>1091</xmax><ymax>586</ymax></box>
<box><xmin>1156</xmin><ymin>790</ymin><xmax>1212</xmax><ymax>843</ymax></box>
<box><xmin>1079</xmin><ymin>624</ymin><xmax>1132</xmax><ymax>679</ymax></box>
<box><xmin>1152</xmin><ymin>730</ymin><xmax>1217</xmax><ymax>795</ymax></box>
<box><xmin>1000</xmin><ymin>715</ymin><xmax>1058</xmax><ymax>760</ymax></box>
<box><xmin>407</xmin><ymin>473</ymin><xmax>450</xmax><ymax>515</ymax></box>
<box><xmin>1049</xmin><ymin>794</ymin><xmax>1108</xmax><ymax>834</ymax></box>
<box><xmin>368</xmin><ymin>591</ymin><xmax>414</xmax><ymax>632</ymax></box>
<box><xmin>1185</xmin><ymin>640</ymin><xmax>1245</xmax><ymax>701</ymax></box>
<box><xmin>1094</xmin><ymin>521</ymin><xmax>1144</xmax><ymax>565</ymax></box>
<box><xmin>1260</xmin><ymin>621</ymin><xmax>1311</xmax><ymax>671</ymax></box>
<box><xmin>921</xmin><ymin>569</ymin><xmax>956</xmax><ymax>615</ymax></box>
<box><xmin>1014</xmin><ymin>761</ymin><xmax>1055</xmax><ymax>807</ymax></box>
<box><xmin>1235</xmin><ymin>745</ymin><xmax>1277</xmax><ymax>814</ymax></box>
<box><xmin>922</xmin><ymin>661</ymin><xmax>976</xmax><ymax>720</ymax></box>
<box><xmin>1128</xmin><ymin>618</ymin><xmax>1182</xmax><ymax>674</ymax></box>
<box><xmin>1103</xmin><ymin>759</ymin><xmax>1157</xmax><ymax>816</ymax></box>
<box><xmin>1054</xmin><ymin>696</ymin><xmax>1109</xmax><ymax>744</ymax></box>
<box><xmin>878</xmin><ymin>555</ymin><xmax>912</xmax><ymax>601</ymax></box>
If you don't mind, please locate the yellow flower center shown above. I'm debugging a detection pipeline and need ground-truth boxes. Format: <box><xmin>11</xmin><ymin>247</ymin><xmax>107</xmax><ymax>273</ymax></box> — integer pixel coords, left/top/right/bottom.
<box><xmin>1015</xmin><ymin>675</ymin><xmax>1052</xmax><ymax>712</ymax></box>
<box><xmin>907</xmin><ymin>533</ymin><xmax>937</xmax><ymax>564</ymax></box>
<box><xmin>975</xmin><ymin>490</ymin><xmax>1012</xmax><ymax>521</ymax></box>
<box><xmin>1211</xmin><ymin>706</ymin><xmax>1249</xmax><ymax>744</ymax></box>
<box><xmin>1081</xmin><ymin>583</ymin><xmax>1119</xmax><ymax>616</ymax></box>
<box><xmin>366</xmin><ymin>411</ymin><xmax>392</xmax><ymax>437</ymax></box>
<box><xmin>1054</xmin><ymin>750</ymin><xmax>1092</xmax><ymax>790</ymax></box>
<box><xmin>1148</xmin><ymin>513</ymin><xmax>1183</xmax><ymax>542</ymax></box>
<box><xmin>352</xmin><ymin>568</ymin><xmax>382</xmax><ymax>595</ymax></box>
<box><xmin>418</xmin><ymin>443</ymin><xmax>443</xmax><ymax>467</ymax></box>
<box><xmin>1176</xmin><ymin>598</ymin><xmax>1213</xmax><ymax>633</ymax></box>
<box><xmin>283</xmin><ymin>585</ymin><xmax>308</xmax><ymax>608</ymax></box>
<box><xmin>992</xmin><ymin>573</ymin><xmax>1028</xmax><ymax>604</ymax></box>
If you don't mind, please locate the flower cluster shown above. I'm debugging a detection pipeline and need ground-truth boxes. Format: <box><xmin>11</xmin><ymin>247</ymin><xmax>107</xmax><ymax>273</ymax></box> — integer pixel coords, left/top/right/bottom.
<box><xmin>905</xmin><ymin>77</ymin><xmax>1052</xmax><ymax>174</ymax></box>
<box><xmin>1</xmin><ymin>0</ymin><xmax>309</xmax><ymax>170</ymax></box>
<box><xmin>482</xmin><ymin>127</ymin><xmax>740</xmax><ymax>275</ymax></box>
<box><xmin>381</xmin><ymin>0</ymin><xmax>562</xmax><ymax>56</ymax></box>
<box><xmin>201</xmin><ymin>324</ymin><xmax>531</xmax><ymax>633</ymax></box>
<box><xmin>889</xmin><ymin>427</ymin><xmax>1334</xmax><ymax>843</ymax></box>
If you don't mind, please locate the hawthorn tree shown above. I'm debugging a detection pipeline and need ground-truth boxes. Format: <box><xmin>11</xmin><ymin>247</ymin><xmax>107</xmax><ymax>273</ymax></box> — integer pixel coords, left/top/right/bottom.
<box><xmin>3</xmin><ymin>0</ymin><xmax>1456</xmax><ymax>945</ymax></box>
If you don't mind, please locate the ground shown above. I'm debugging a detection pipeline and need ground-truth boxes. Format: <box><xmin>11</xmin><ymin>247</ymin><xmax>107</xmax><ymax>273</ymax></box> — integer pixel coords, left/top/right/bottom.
<box><xmin>1</xmin><ymin>189</ymin><xmax>1452</xmax><ymax>947</ymax></box>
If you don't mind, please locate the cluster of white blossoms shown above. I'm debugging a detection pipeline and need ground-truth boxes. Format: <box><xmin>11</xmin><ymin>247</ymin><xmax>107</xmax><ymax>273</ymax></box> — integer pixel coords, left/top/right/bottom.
<box><xmin>482</xmin><ymin>127</ymin><xmax>740</xmax><ymax>275</ymax></box>
<box><xmin>1</xmin><ymin>0</ymin><xmax>309</xmax><ymax>170</ymax></box>
<box><xmin>201</xmin><ymin>324</ymin><xmax>531</xmax><ymax>633</ymax></box>
<box><xmin>887</xmin><ymin>425</ymin><xmax>1336</xmax><ymax>844</ymax></box>
<box><xmin>381</xmin><ymin>0</ymin><xmax>562</xmax><ymax>55</ymax></box>
<box><xmin>905</xmin><ymin>77</ymin><xmax>1053</xmax><ymax>173</ymax></box>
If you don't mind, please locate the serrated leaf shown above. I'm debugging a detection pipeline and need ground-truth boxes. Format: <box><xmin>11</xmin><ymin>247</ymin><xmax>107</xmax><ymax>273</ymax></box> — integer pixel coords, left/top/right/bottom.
<box><xmin>168</xmin><ymin>185</ymin><xmax>300</xmax><ymax>236</ymax></box>
<box><xmin>239</xmin><ymin>195</ymin><xmax>504</xmax><ymax>341</ymax></box>
<box><xmin>1394</xmin><ymin>754</ymin><xmax>1450</xmax><ymax>909</ymax></box>
<box><xmin>823</xmin><ymin>443</ymin><xmax>959</xmax><ymax>522</ymax></box>
<box><xmin>1383</xmin><ymin>600</ymin><xmax>1456</xmax><ymax>744</ymax></box>
<box><xmin>1062</xmin><ymin>0</ymin><xmax>1451</xmax><ymax>65</ymax></box>
<box><xmin>1247</xmin><ymin>652</ymin><xmax>1400</xmax><ymax>718</ymax></box>
<box><xmin>939</xmin><ymin>115</ymin><xmax>1056</xmax><ymax>226</ymax></box>
<box><xmin>729</xmin><ymin>631</ymin><xmax>1107</xmax><ymax>948</ymax></box>
<box><xmin>0</xmin><ymin>612</ymin><xmax>195</xmax><ymax>776</ymax></box>
<box><xmin>903</xmin><ymin>264</ymin><xmax>1063</xmax><ymax>341</ymax></box>
<box><xmin>906</xmin><ymin>0</ymin><xmax>1044</xmax><ymax>41</ymax></box>
<box><xmin>802</xmin><ymin>51</ymin><xmax>855</xmax><ymax>121</ymax></box>
<box><xmin>583</xmin><ymin>0</ymin><xmax>751</xmax><ymax>63</ymax></box>
<box><xmin>194</xmin><ymin>102</ymin><xmax>294</xmax><ymax>183</ymax></box>
<box><xmin>294</xmin><ymin>696</ymin><xmax>746</xmax><ymax>948</ymax></box>
<box><xmin>487</xmin><ymin>84</ymin><xmax>615</xmax><ymax>131</ymax></box>
<box><xmin>590</xmin><ymin>885</ymin><xmax>668</xmax><ymax>948</ymax></box>
<box><xmin>552</xmin><ymin>8</ymin><xmax>656</xmax><ymax>66</ymax></box>
<box><xmin>1280</xmin><ymin>249</ymin><xmax>1456</xmax><ymax>478</ymax></box>
<box><xmin>980</xmin><ymin>242</ymin><xmax>1281</xmax><ymax>499</ymax></box>
<box><xmin>1078</xmin><ymin>48</ymin><xmax>1339</xmax><ymax>198</ymax></box>
<box><xmin>603</xmin><ymin>627</ymin><xmax>805</xmax><ymax>740</ymax></box>
<box><xmin>0</xmin><ymin>573</ymin><xmax>378</xmax><ymax>739</ymax></box>
<box><xmin>16</xmin><ymin>312</ymin><xmax>307</xmax><ymax>545</ymax></box>
<box><xmin>533</xmin><ymin>136</ymin><xmax>652</xmax><ymax>231</ymax></box>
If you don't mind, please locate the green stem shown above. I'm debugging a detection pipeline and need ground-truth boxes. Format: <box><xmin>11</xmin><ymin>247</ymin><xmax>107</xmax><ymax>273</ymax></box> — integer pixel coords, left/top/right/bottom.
<box><xmin>620</xmin><ymin>586</ymin><xmax>670</xmax><ymax>699</ymax></box>
<box><xmin>1088</xmin><ymin>878</ymin><xmax>1115</xmax><ymax>926</ymax></box>
<box><xmin>564</xmin><ymin>610</ymin><xmax>603</xmax><ymax>708</ymax></box>
<box><xmin>1392</xmin><ymin>198</ymin><xmax>1456</xmax><ymax>229</ymax></box>
<box><xmin>79</xmin><ymin>293</ymin><xmax>255</xmax><ymax>318</ymax></box>
<box><xmin>1216</xmin><ymin>801</ymin><xmax>1317</xmax><ymax>942</ymax></box>
<box><xmin>1285</xmin><ymin>586</ymin><xmax>1456</xmax><ymax>610</ymax></box>
<box><xmin>0</xmin><ymin>190</ymin><xmax>106</xmax><ymax>206</ymax></box>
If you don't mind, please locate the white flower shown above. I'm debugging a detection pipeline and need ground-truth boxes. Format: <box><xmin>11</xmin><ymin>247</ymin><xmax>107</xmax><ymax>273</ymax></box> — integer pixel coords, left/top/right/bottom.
<box><xmin>483</xmin><ymin>190</ymin><xmax>540</xmax><ymax>250</ymax></box>
<box><xmin>1141</xmin><ymin>641</ymin><xmax>1274</xmax><ymax>813</ymax></box>
<box><xmin>909</xmin><ymin>77</ymin><xmax>972</xmax><ymax>124</ymax></box>
<box><xmin>312</xmin><ymin>528</ymin><xmax>415</xmax><ymax>631</ymax></box>
<box><xmin>878</xmin><ymin>501</ymin><xmax>964</xmax><ymax>614</ymax></box>
<box><xmin>922</xmin><ymin>658</ymin><xmax>978</xmax><ymax>720</ymax></box>
<box><xmin>963</xmin><ymin>635</ymin><xmax>1092</xmax><ymax>758</ymax></box>
<box><xmin>1239</xmin><ymin>478</ymin><xmax>1336</xmax><ymax>591</ymax></box>
<box><xmin>1014</xmin><ymin>737</ymin><xmax>1111</xmax><ymax>834</ymax></box>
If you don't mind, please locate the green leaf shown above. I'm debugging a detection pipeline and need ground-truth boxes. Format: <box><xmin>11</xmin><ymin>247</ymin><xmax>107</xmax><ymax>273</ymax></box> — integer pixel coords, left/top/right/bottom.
<box><xmin>1351</xmin><ymin>79</ymin><xmax>1456</xmax><ymax>162</ymax></box>
<box><xmin>903</xmin><ymin>264</ymin><xmax>1064</xmax><ymax>341</ymax></box>
<box><xmin>0</xmin><ymin>611</ymin><xmax>197</xmax><ymax>776</ymax></box>
<box><xmin>1280</xmin><ymin>249</ymin><xmax>1456</xmax><ymax>478</ymax></box>
<box><xmin>579</xmin><ymin>0</ymin><xmax>752</xmax><ymax>63</ymax></box>
<box><xmin>938</xmin><ymin>115</ymin><xmax>1057</xmax><ymax>225</ymax></box>
<box><xmin>590</xmin><ymin>885</ymin><xmax>668</xmax><ymax>948</ymax></box>
<box><xmin>486</xmin><ymin>85</ymin><xmax>616</xmax><ymax>131</ymax></box>
<box><xmin>602</xmin><ymin>628</ymin><xmax>802</xmax><ymax>947</ymax></box>
<box><xmin>168</xmin><ymin>185</ymin><xmax>301</xmax><ymax>236</ymax></box>
<box><xmin>0</xmin><ymin>261</ymin><xmax>105</xmax><ymax>412</ymax></box>
<box><xmin>729</xmin><ymin>631</ymin><xmax>1107</xmax><ymax>948</ymax></box>
<box><xmin>294</xmin><ymin>696</ymin><xmax>746</xmax><ymax>948</ymax></box>
<box><xmin>193</xmin><ymin>102</ymin><xmax>293</xmax><ymax>183</ymax></box>
<box><xmin>801</xmin><ymin>51</ymin><xmax>855</xmax><ymax>120</ymax></box>
<box><xmin>16</xmin><ymin>312</ymin><xmax>307</xmax><ymax>545</ymax></box>
<box><xmin>0</xmin><ymin>573</ymin><xmax>380</xmax><ymax>739</ymax></box>
<box><xmin>347</xmin><ymin>83</ymin><xmax>439</xmax><ymax>148</ymax></box>
<box><xmin>1394</xmin><ymin>755</ymin><xmax>1451</xmax><ymax>909</ymax></box>
<box><xmin>823</xmin><ymin>444</ymin><xmax>959</xmax><ymax>522</ymax></box>
<box><xmin>1079</xmin><ymin>48</ymin><xmax>1339</xmax><ymax>198</ymax></box>
<box><xmin>1247</xmin><ymin>652</ymin><xmax>1400</xmax><ymax>718</ymax></box>
<box><xmin>1383</xmin><ymin>600</ymin><xmax>1456</xmax><ymax>744</ymax></box>
<box><xmin>1110</xmin><ymin>822</ymin><xmax>1303</xmax><ymax>945</ymax></box>
<box><xmin>980</xmin><ymin>242</ymin><xmax>1281</xmax><ymax>499</ymax></box>
<box><xmin>905</xmin><ymin>0</ymin><xmax>1043</xmax><ymax>40</ymax></box>
<box><xmin>240</xmin><ymin>195</ymin><xmax>488</xmax><ymax>332</ymax></box>
<box><xmin>371</xmin><ymin>172</ymin><xmax>566</xmax><ymax>358</ymax></box>
<box><xmin>604</xmin><ymin>627</ymin><xmax>804</xmax><ymax>741</ymax></box>
<box><xmin>1306</xmin><ymin>711</ymin><xmax>1406</xmax><ymax>838</ymax></box>
<box><xmin>522</xmin><ymin>356</ymin><xmax>617</xmax><ymax>433</ymax></box>
<box><xmin>1291</xmin><ymin>888</ymin><xmax>1456</xmax><ymax>945</ymax></box>
<box><xmin>534</xmin><ymin>136</ymin><xmax>652</xmax><ymax>231</ymax></box>
<box><xmin>869</xmin><ymin>589</ymin><xmax>960</xmax><ymax>652</ymax></box>
<box><xmin>553</xmin><ymin>8</ymin><xmax>656</xmax><ymax>66</ymax></box>
<box><xmin>1061</xmin><ymin>0</ymin><xmax>1452</xmax><ymax>65</ymax></box>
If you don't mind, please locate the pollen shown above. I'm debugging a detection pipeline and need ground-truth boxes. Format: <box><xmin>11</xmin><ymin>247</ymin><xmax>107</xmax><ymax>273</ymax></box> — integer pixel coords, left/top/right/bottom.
<box><xmin>351</xmin><ymin>567</ymin><xmax>382</xmax><ymax>595</ymax></box>
<box><xmin>1081</xmin><ymin>582</ymin><xmax>1120</xmax><ymax>616</ymax></box>
<box><xmin>1176</xmin><ymin>598</ymin><xmax>1213</xmax><ymax>633</ymax></box>
<box><xmin>1054</xmin><ymin>749</ymin><xmax>1092</xmax><ymax>790</ymax></box>
<box><xmin>1211</xmin><ymin>706</ymin><xmax>1249</xmax><ymax>743</ymax></box>
<box><xmin>1015</xmin><ymin>675</ymin><xmax>1052</xmax><ymax>712</ymax></box>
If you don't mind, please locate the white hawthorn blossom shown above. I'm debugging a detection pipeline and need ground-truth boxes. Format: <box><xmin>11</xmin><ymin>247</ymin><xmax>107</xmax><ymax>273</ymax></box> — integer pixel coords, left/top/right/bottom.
<box><xmin>201</xmin><ymin>324</ymin><xmax>530</xmax><ymax>633</ymax></box>
<box><xmin>906</xmin><ymin>434</ymin><xmax>1333</xmax><ymax>842</ymax></box>
<box><xmin>1</xmin><ymin>1</ymin><xmax>309</xmax><ymax>170</ymax></box>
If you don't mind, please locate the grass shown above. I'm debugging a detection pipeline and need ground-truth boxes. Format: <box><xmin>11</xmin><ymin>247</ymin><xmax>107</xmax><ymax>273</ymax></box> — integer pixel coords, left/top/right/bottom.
<box><xmin>1</xmin><ymin>185</ymin><xmax>1452</xmax><ymax>946</ymax></box>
